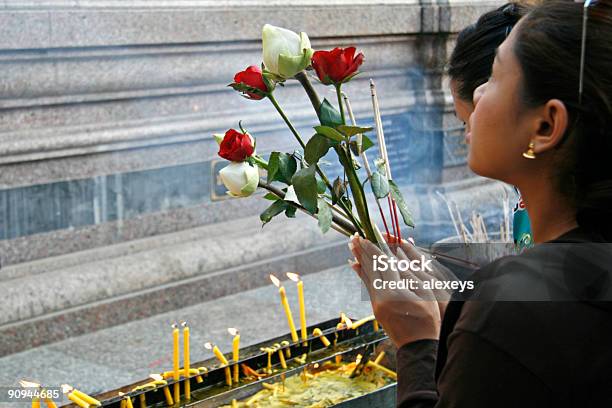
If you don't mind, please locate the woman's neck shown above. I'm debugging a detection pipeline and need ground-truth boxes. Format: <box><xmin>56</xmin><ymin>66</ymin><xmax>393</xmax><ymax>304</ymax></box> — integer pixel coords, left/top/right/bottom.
<box><xmin>519</xmin><ymin>181</ymin><xmax>578</xmax><ymax>244</ymax></box>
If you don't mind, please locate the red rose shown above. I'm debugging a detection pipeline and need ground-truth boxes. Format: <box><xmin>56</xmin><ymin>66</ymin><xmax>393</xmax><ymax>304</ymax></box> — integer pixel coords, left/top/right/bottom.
<box><xmin>311</xmin><ymin>47</ymin><xmax>364</xmax><ymax>85</ymax></box>
<box><xmin>218</xmin><ymin>129</ymin><xmax>255</xmax><ymax>161</ymax></box>
<box><xmin>231</xmin><ymin>65</ymin><xmax>269</xmax><ymax>100</ymax></box>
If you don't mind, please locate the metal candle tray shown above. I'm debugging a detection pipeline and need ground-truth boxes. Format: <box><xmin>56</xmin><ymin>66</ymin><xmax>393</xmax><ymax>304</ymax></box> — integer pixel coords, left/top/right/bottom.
<box><xmin>66</xmin><ymin>317</ymin><xmax>396</xmax><ymax>408</ymax></box>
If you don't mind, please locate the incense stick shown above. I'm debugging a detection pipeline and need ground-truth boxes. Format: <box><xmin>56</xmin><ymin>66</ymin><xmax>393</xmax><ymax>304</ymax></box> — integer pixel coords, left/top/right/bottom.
<box><xmin>370</xmin><ymin>79</ymin><xmax>401</xmax><ymax>241</ymax></box>
<box><xmin>343</xmin><ymin>92</ymin><xmax>391</xmax><ymax>237</ymax></box>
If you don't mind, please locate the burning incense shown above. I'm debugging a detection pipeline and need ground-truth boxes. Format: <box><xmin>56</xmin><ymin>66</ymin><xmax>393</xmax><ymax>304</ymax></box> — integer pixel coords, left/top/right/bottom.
<box><xmin>370</xmin><ymin>79</ymin><xmax>402</xmax><ymax>242</ymax></box>
<box><xmin>343</xmin><ymin>92</ymin><xmax>391</xmax><ymax>237</ymax></box>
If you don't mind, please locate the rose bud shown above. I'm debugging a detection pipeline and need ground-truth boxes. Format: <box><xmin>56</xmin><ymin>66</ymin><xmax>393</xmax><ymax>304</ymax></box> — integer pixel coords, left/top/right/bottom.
<box><xmin>311</xmin><ymin>47</ymin><xmax>365</xmax><ymax>85</ymax></box>
<box><xmin>262</xmin><ymin>24</ymin><xmax>313</xmax><ymax>79</ymax></box>
<box><xmin>231</xmin><ymin>65</ymin><xmax>269</xmax><ymax>100</ymax></box>
<box><xmin>218</xmin><ymin>128</ymin><xmax>255</xmax><ymax>162</ymax></box>
<box><xmin>219</xmin><ymin>161</ymin><xmax>259</xmax><ymax>197</ymax></box>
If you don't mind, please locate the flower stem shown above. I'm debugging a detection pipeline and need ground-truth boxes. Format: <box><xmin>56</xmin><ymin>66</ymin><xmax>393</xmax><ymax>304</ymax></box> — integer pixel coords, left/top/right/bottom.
<box><xmin>336</xmin><ymin>84</ymin><xmax>346</xmax><ymax>125</ymax></box>
<box><xmin>294</xmin><ymin>71</ymin><xmax>321</xmax><ymax>119</ymax></box>
<box><xmin>251</xmin><ymin>155</ymin><xmax>268</xmax><ymax>170</ymax></box>
<box><xmin>258</xmin><ymin>180</ymin><xmax>356</xmax><ymax>236</ymax></box>
<box><xmin>268</xmin><ymin>92</ymin><xmax>306</xmax><ymax>149</ymax></box>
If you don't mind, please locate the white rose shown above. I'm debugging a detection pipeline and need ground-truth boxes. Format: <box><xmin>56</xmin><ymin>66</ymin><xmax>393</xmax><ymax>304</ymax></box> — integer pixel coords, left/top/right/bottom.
<box><xmin>262</xmin><ymin>24</ymin><xmax>313</xmax><ymax>79</ymax></box>
<box><xmin>219</xmin><ymin>162</ymin><xmax>259</xmax><ymax>197</ymax></box>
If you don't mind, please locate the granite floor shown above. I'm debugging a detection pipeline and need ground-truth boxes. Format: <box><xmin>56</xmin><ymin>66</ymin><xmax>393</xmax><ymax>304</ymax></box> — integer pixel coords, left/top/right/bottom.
<box><xmin>0</xmin><ymin>264</ymin><xmax>372</xmax><ymax>404</ymax></box>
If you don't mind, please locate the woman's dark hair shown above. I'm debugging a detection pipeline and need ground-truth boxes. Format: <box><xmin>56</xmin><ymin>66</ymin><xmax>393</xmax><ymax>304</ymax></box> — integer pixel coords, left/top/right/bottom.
<box><xmin>448</xmin><ymin>2</ymin><xmax>527</xmax><ymax>102</ymax></box>
<box><xmin>514</xmin><ymin>0</ymin><xmax>612</xmax><ymax>239</ymax></box>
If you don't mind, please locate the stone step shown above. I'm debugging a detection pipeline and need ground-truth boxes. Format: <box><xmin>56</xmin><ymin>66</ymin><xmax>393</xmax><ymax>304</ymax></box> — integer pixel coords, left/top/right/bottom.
<box><xmin>0</xmin><ymin>214</ymin><xmax>347</xmax><ymax>357</ymax></box>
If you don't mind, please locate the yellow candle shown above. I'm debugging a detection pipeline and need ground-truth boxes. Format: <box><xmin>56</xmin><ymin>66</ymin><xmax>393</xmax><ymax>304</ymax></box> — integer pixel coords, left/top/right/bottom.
<box><xmin>138</xmin><ymin>394</ymin><xmax>146</xmax><ymax>408</ymax></box>
<box><xmin>280</xmin><ymin>340</ymin><xmax>291</xmax><ymax>358</ymax></box>
<box><xmin>172</xmin><ymin>323</ymin><xmax>180</xmax><ymax>403</ymax></box>
<box><xmin>228</xmin><ymin>328</ymin><xmax>240</xmax><ymax>383</ymax></box>
<box><xmin>373</xmin><ymin>320</ymin><xmax>380</xmax><ymax>332</ymax></box>
<box><xmin>182</xmin><ymin>322</ymin><xmax>191</xmax><ymax>400</ymax></box>
<box><xmin>312</xmin><ymin>328</ymin><xmax>331</xmax><ymax>347</ymax></box>
<box><xmin>366</xmin><ymin>361</ymin><xmax>397</xmax><ymax>379</ymax></box>
<box><xmin>125</xmin><ymin>396</ymin><xmax>134</xmax><ymax>408</ymax></box>
<box><xmin>287</xmin><ymin>273</ymin><xmax>307</xmax><ymax>344</ymax></box>
<box><xmin>66</xmin><ymin>392</ymin><xmax>88</xmax><ymax>408</ymax></box>
<box><xmin>206</xmin><ymin>343</ymin><xmax>232</xmax><ymax>386</ymax></box>
<box><xmin>350</xmin><ymin>315</ymin><xmax>375</xmax><ymax>330</ymax></box>
<box><xmin>278</xmin><ymin>348</ymin><xmax>287</xmax><ymax>369</ymax></box>
<box><xmin>32</xmin><ymin>398</ymin><xmax>40</xmax><ymax>408</ymax></box>
<box><xmin>44</xmin><ymin>398</ymin><xmax>57</xmax><ymax>408</ymax></box>
<box><xmin>374</xmin><ymin>351</ymin><xmax>386</xmax><ymax>364</ymax></box>
<box><xmin>148</xmin><ymin>374</ymin><xmax>174</xmax><ymax>406</ymax></box>
<box><xmin>270</xmin><ymin>274</ymin><xmax>298</xmax><ymax>342</ymax></box>
<box><xmin>71</xmin><ymin>389</ymin><xmax>101</xmax><ymax>406</ymax></box>
<box><xmin>232</xmin><ymin>399</ymin><xmax>238</xmax><ymax>408</ymax></box>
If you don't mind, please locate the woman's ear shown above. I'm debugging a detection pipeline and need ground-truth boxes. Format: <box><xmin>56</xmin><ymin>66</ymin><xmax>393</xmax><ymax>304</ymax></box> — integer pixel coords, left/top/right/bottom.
<box><xmin>531</xmin><ymin>99</ymin><xmax>568</xmax><ymax>154</ymax></box>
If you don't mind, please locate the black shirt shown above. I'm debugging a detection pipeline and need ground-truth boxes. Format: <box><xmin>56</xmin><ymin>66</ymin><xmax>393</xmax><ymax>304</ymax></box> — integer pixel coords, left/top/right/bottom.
<box><xmin>396</xmin><ymin>227</ymin><xmax>612</xmax><ymax>407</ymax></box>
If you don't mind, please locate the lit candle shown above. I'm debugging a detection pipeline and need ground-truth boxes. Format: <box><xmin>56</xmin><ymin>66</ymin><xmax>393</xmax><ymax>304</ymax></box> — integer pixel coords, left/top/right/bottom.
<box><xmin>312</xmin><ymin>328</ymin><xmax>331</xmax><ymax>347</ymax></box>
<box><xmin>60</xmin><ymin>385</ymin><xmax>89</xmax><ymax>408</ymax></box>
<box><xmin>270</xmin><ymin>274</ymin><xmax>299</xmax><ymax>342</ymax></box>
<box><xmin>280</xmin><ymin>340</ymin><xmax>291</xmax><ymax>358</ymax></box>
<box><xmin>171</xmin><ymin>323</ymin><xmax>180</xmax><ymax>403</ymax></box>
<box><xmin>228</xmin><ymin>328</ymin><xmax>240</xmax><ymax>383</ymax></box>
<box><xmin>118</xmin><ymin>392</ymin><xmax>134</xmax><ymax>408</ymax></box>
<box><xmin>205</xmin><ymin>342</ymin><xmax>232</xmax><ymax>386</ymax></box>
<box><xmin>182</xmin><ymin>322</ymin><xmax>191</xmax><ymax>400</ymax></box>
<box><xmin>286</xmin><ymin>272</ymin><xmax>307</xmax><ymax>344</ymax></box>
<box><xmin>149</xmin><ymin>374</ymin><xmax>173</xmax><ymax>406</ymax></box>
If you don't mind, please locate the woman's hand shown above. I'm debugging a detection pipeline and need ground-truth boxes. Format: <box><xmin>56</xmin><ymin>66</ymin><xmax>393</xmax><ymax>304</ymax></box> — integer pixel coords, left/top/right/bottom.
<box><xmin>348</xmin><ymin>234</ymin><xmax>454</xmax><ymax>348</ymax></box>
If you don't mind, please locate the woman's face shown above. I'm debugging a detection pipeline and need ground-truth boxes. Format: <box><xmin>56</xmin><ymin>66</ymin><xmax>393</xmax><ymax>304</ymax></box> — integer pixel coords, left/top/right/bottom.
<box><xmin>467</xmin><ymin>27</ymin><xmax>535</xmax><ymax>185</ymax></box>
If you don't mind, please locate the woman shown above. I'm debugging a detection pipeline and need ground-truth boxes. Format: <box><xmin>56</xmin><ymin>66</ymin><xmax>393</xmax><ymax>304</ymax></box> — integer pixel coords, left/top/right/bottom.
<box><xmin>350</xmin><ymin>1</ymin><xmax>612</xmax><ymax>406</ymax></box>
<box><xmin>447</xmin><ymin>2</ymin><xmax>533</xmax><ymax>248</ymax></box>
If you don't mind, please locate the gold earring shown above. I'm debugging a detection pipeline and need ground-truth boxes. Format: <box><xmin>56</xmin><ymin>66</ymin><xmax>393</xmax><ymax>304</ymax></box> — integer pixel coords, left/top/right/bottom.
<box><xmin>522</xmin><ymin>141</ymin><xmax>536</xmax><ymax>159</ymax></box>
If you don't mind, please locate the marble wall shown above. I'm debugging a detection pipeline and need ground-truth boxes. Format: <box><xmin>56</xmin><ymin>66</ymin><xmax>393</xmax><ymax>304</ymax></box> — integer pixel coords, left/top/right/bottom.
<box><xmin>0</xmin><ymin>0</ymin><xmax>503</xmax><ymax>266</ymax></box>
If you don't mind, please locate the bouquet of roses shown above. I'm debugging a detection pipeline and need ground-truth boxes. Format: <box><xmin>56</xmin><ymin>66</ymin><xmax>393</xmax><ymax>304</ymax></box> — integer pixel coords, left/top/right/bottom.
<box><xmin>216</xmin><ymin>24</ymin><xmax>414</xmax><ymax>246</ymax></box>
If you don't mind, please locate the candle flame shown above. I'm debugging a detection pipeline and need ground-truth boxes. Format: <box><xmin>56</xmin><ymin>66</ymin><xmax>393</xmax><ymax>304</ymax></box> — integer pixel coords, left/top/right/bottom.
<box><xmin>269</xmin><ymin>274</ymin><xmax>281</xmax><ymax>288</ymax></box>
<box><xmin>181</xmin><ymin>321</ymin><xmax>188</xmax><ymax>328</ymax></box>
<box><xmin>149</xmin><ymin>374</ymin><xmax>163</xmax><ymax>381</ymax></box>
<box><xmin>118</xmin><ymin>392</ymin><xmax>125</xmax><ymax>396</ymax></box>
<box><xmin>204</xmin><ymin>342</ymin><xmax>214</xmax><ymax>350</ymax></box>
<box><xmin>19</xmin><ymin>380</ymin><xmax>40</xmax><ymax>388</ymax></box>
<box><xmin>285</xmin><ymin>272</ymin><xmax>300</xmax><ymax>282</ymax></box>
<box><xmin>344</xmin><ymin>316</ymin><xmax>353</xmax><ymax>329</ymax></box>
<box><xmin>227</xmin><ymin>327</ymin><xmax>239</xmax><ymax>336</ymax></box>
<box><xmin>171</xmin><ymin>323</ymin><xmax>178</xmax><ymax>329</ymax></box>
<box><xmin>61</xmin><ymin>384</ymin><xmax>73</xmax><ymax>394</ymax></box>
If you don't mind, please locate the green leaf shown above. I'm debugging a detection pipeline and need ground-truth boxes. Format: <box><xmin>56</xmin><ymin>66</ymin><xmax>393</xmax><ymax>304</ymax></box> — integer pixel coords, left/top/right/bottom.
<box><xmin>319</xmin><ymin>98</ymin><xmax>343</xmax><ymax>127</ymax></box>
<box><xmin>263</xmin><ymin>192</ymin><xmax>279</xmax><ymax>200</ymax></box>
<box><xmin>314</xmin><ymin>126</ymin><xmax>345</xmax><ymax>143</ymax></box>
<box><xmin>317</xmin><ymin>198</ymin><xmax>333</xmax><ymax>234</ymax></box>
<box><xmin>268</xmin><ymin>152</ymin><xmax>297</xmax><ymax>184</ymax></box>
<box><xmin>285</xmin><ymin>205</ymin><xmax>297</xmax><ymax>218</ymax></box>
<box><xmin>305</xmin><ymin>134</ymin><xmax>331</xmax><ymax>165</ymax></box>
<box><xmin>337</xmin><ymin>125</ymin><xmax>373</xmax><ymax>138</ymax></box>
<box><xmin>291</xmin><ymin>166</ymin><xmax>318</xmax><ymax>214</ymax></box>
<box><xmin>389</xmin><ymin>180</ymin><xmax>415</xmax><ymax>228</ymax></box>
<box><xmin>260</xmin><ymin>200</ymin><xmax>288</xmax><ymax>226</ymax></box>
<box><xmin>316</xmin><ymin>177</ymin><xmax>327</xmax><ymax>194</ymax></box>
<box><xmin>332</xmin><ymin>176</ymin><xmax>346</xmax><ymax>205</ymax></box>
<box><xmin>370</xmin><ymin>171</ymin><xmax>389</xmax><ymax>199</ymax></box>
<box><xmin>349</xmin><ymin>135</ymin><xmax>374</xmax><ymax>156</ymax></box>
